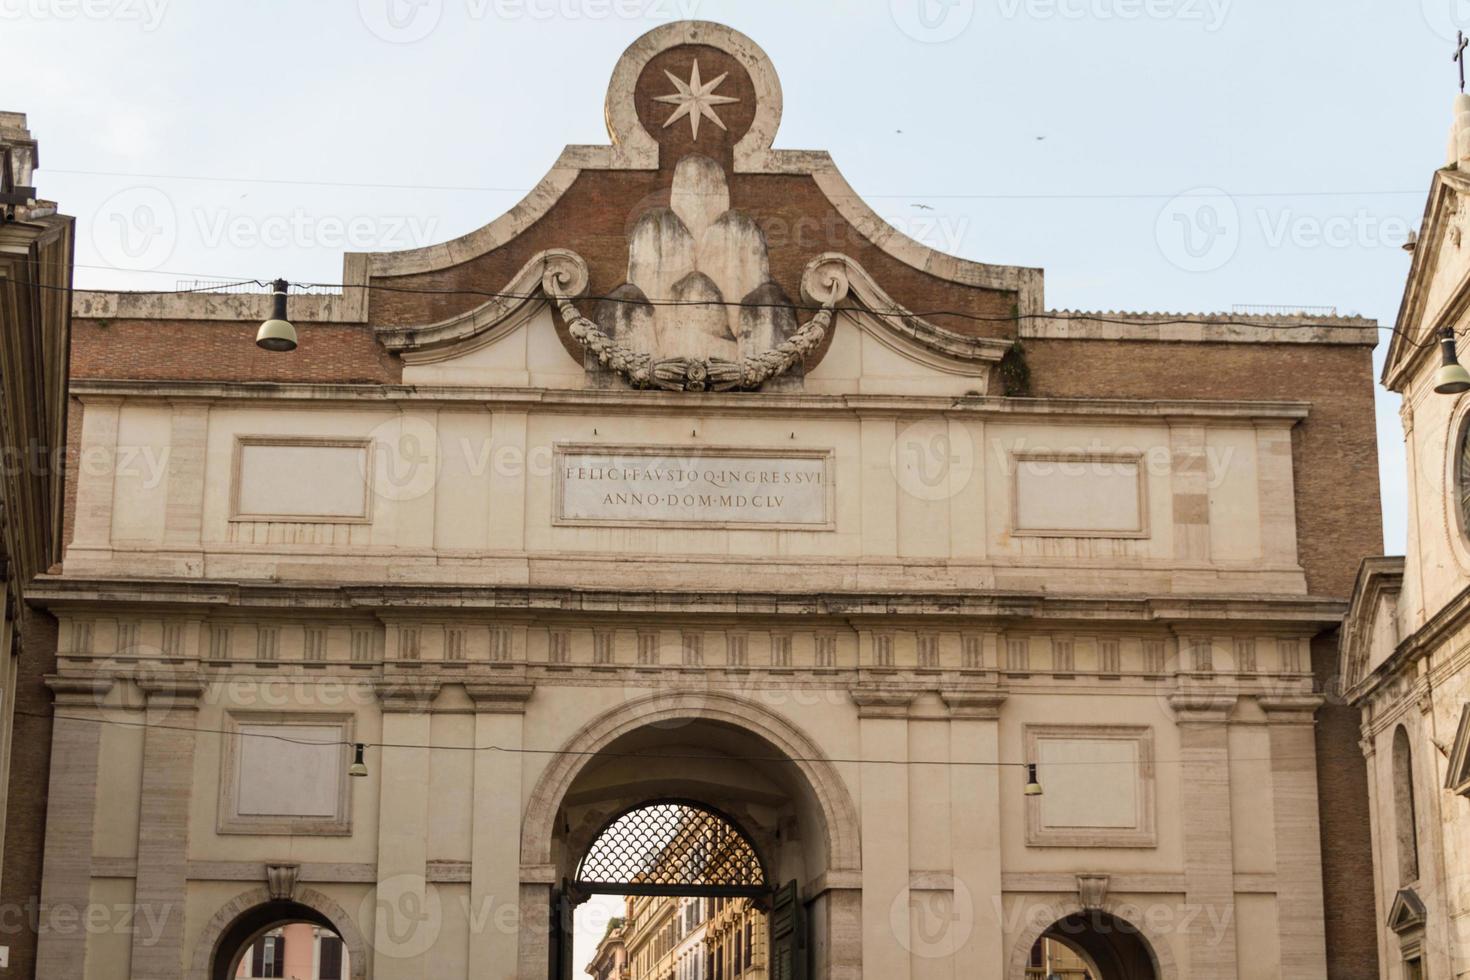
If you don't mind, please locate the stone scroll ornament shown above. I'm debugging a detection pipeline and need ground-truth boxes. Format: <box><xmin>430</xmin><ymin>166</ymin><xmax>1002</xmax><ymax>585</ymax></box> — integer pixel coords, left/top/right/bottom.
<box><xmin>546</xmin><ymin>265</ymin><xmax>844</xmax><ymax>392</ymax></box>
<box><xmin>541</xmin><ymin>153</ymin><xmax>850</xmax><ymax>392</ymax></box>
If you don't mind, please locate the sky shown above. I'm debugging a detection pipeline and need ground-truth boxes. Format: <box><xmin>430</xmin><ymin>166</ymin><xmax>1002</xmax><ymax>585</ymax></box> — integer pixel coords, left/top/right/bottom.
<box><xmin>3</xmin><ymin>0</ymin><xmax>1460</xmax><ymax>968</ymax></box>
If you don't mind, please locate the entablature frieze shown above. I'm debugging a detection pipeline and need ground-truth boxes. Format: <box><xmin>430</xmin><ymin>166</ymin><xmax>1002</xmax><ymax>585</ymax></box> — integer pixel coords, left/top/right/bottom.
<box><xmin>34</xmin><ymin>587</ymin><xmax>1336</xmax><ymax>698</ymax></box>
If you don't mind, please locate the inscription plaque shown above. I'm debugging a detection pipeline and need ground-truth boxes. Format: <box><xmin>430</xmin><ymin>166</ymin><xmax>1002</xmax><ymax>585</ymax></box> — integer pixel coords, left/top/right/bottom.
<box><xmin>554</xmin><ymin>445</ymin><xmax>834</xmax><ymax>529</ymax></box>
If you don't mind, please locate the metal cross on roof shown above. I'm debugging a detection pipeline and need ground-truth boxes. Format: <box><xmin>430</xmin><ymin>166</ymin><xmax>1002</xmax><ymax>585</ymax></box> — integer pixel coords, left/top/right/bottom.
<box><xmin>1457</xmin><ymin>30</ymin><xmax>1469</xmax><ymax>93</ymax></box>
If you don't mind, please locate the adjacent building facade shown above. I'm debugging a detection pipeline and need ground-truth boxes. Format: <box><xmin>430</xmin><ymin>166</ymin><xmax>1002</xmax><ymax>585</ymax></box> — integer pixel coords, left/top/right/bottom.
<box><xmin>14</xmin><ymin>21</ymin><xmax>1384</xmax><ymax>979</ymax></box>
<box><xmin>613</xmin><ymin>895</ymin><xmax>765</xmax><ymax>980</ymax></box>
<box><xmin>0</xmin><ymin>110</ymin><xmax>72</xmax><ymax>969</ymax></box>
<box><xmin>586</xmin><ymin>917</ymin><xmax>628</xmax><ymax>980</ymax></box>
<box><xmin>1339</xmin><ymin>93</ymin><xmax>1470</xmax><ymax>979</ymax></box>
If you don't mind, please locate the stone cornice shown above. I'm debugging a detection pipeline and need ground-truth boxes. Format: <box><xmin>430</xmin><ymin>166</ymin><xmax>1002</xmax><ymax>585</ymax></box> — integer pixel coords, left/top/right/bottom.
<box><xmin>1023</xmin><ymin>311</ymin><xmax>1377</xmax><ymax>347</ymax></box>
<box><xmin>28</xmin><ymin>577</ymin><xmax>1348</xmax><ymax>628</ymax></box>
<box><xmin>1386</xmin><ymin>168</ymin><xmax>1470</xmax><ymax>392</ymax></box>
<box><xmin>66</xmin><ymin>378</ymin><xmax>1313</xmax><ymax>425</ymax></box>
<box><xmin>1346</xmin><ymin>572</ymin><xmax>1470</xmax><ymax>706</ymax></box>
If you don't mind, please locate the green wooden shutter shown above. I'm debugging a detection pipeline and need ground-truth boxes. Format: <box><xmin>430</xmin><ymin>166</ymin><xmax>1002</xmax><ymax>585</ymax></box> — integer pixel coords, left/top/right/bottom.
<box><xmin>769</xmin><ymin>880</ymin><xmax>806</xmax><ymax>980</ymax></box>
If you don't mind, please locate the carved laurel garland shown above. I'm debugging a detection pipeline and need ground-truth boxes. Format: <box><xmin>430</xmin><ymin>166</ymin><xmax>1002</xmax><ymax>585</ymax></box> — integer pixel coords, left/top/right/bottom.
<box><xmin>542</xmin><ymin>256</ymin><xmax>849</xmax><ymax>392</ymax></box>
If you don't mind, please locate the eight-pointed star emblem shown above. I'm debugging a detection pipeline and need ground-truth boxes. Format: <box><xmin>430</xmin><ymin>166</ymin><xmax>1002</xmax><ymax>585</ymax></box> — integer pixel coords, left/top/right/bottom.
<box><xmin>654</xmin><ymin>59</ymin><xmax>739</xmax><ymax>140</ymax></box>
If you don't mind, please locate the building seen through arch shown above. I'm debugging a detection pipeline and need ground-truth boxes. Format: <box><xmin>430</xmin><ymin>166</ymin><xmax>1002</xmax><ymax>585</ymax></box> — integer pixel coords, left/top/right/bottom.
<box><xmin>233</xmin><ymin>924</ymin><xmax>348</xmax><ymax>979</ymax></box>
<box><xmin>4</xmin><ymin>17</ymin><xmax>1384</xmax><ymax>980</ymax></box>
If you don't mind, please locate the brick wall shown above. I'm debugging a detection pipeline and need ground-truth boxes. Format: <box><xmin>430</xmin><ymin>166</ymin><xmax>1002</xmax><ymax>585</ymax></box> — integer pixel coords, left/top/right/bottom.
<box><xmin>70</xmin><ymin>319</ymin><xmax>399</xmax><ymax>384</ymax></box>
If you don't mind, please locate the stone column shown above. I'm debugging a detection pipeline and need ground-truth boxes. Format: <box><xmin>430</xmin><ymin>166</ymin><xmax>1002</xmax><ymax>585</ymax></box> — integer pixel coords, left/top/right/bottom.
<box><xmin>1169</xmin><ymin>424</ymin><xmax>1210</xmax><ymax>563</ymax></box>
<box><xmin>161</xmin><ymin>400</ymin><xmax>210</xmax><ymax>555</ymax></box>
<box><xmin>466</xmin><ymin>682</ymin><xmax>534</xmax><ymax>980</ymax></box>
<box><xmin>515</xmin><ymin>876</ymin><xmax>554</xmax><ymax>980</ymax></box>
<box><xmin>70</xmin><ymin>397</ymin><xmax>121</xmax><ymax>551</ymax></box>
<box><xmin>1259</xmin><ymin>695</ymin><xmax>1328</xmax><ymax>980</ymax></box>
<box><xmin>129</xmin><ymin>678</ymin><xmax>203</xmax><ymax>980</ymax></box>
<box><xmin>1168</xmin><ymin>694</ymin><xmax>1238</xmax><ymax>979</ymax></box>
<box><xmin>34</xmin><ymin>676</ymin><xmax>112</xmax><ymax>978</ymax></box>
<box><xmin>1253</xmin><ymin>423</ymin><xmax>1298</xmax><ymax>568</ymax></box>
<box><xmin>852</xmin><ymin>687</ymin><xmax>913</xmax><ymax>980</ymax></box>
<box><xmin>487</xmin><ymin>410</ymin><xmax>528</xmax><ymax>552</ymax></box>
<box><xmin>373</xmin><ymin>682</ymin><xmax>439</xmax><ymax>979</ymax></box>
<box><xmin>1360</xmin><ymin>734</ymin><xmax>1391</xmax><ymax>980</ymax></box>
<box><xmin>809</xmin><ymin>875</ymin><xmax>862</xmax><ymax>980</ymax></box>
<box><xmin>858</xmin><ymin>416</ymin><xmax>899</xmax><ymax>558</ymax></box>
<box><xmin>942</xmin><ymin>691</ymin><xmax>1006</xmax><ymax>975</ymax></box>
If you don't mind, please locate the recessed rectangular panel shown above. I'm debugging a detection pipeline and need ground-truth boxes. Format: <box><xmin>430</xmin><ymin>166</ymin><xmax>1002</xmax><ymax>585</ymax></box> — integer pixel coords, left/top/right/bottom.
<box><xmin>1013</xmin><ymin>454</ymin><xmax>1144</xmax><ymax>536</ymax></box>
<box><xmin>1037</xmin><ymin>736</ymin><xmax>1139</xmax><ymax>829</ymax></box>
<box><xmin>219</xmin><ymin>712</ymin><xmax>354</xmax><ymax>836</ymax></box>
<box><xmin>235</xmin><ymin>723</ymin><xmax>343</xmax><ymax>817</ymax></box>
<box><xmin>1025</xmin><ymin>724</ymin><xmax>1157</xmax><ymax>847</ymax></box>
<box><xmin>234</xmin><ymin>440</ymin><xmax>370</xmax><ymax>521</ymax></box>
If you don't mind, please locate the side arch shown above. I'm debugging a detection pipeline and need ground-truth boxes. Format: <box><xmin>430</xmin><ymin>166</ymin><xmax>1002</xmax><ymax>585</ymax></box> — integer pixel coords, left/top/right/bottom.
<box><xmin>521</xmin><ymin>691</ymin><xmax>861</xmax><ymax>874</ymax></box>
<box><xmin>187</xmin><ymin>885</ymin><xmax>370</xmax><ymax>980</ymax></box>
<box><xmin>1006</xmin><ymin>901</ymin><xmax>1180</xmax><ymax>980</ymax></box>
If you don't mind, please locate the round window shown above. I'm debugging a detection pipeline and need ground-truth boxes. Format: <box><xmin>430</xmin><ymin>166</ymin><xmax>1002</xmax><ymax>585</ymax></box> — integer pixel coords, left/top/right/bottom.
<box><xmin>1458</xmin><ymin>419</ymin><xmax>1470</xmax><ymax>538</ymax></box>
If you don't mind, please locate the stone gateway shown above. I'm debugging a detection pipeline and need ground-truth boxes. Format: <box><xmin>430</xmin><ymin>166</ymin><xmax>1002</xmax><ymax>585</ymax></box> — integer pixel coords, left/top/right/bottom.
<box><xmin>9</xmin><ymin>20</ymin><xmax>1383</xmax><ymax>980</ymax></box>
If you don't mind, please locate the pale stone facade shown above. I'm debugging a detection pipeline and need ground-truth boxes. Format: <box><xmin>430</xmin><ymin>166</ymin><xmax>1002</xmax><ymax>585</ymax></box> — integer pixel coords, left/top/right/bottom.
<box><xmin>25</xmin><ymin>21</ymin><xmax>1382</xmax><ymax>980</ymax></box>
<box><xmin>1339</xmin><ymin>95</ymin><xmax>1470</xmax><ymax>980</ymax></box>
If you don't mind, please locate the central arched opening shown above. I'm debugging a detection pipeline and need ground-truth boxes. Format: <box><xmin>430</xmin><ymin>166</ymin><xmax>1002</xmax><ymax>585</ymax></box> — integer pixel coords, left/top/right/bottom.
<box><xmin>208</xmin><ymin>900</ymin><xmax>352</xmax><ymax>980</ymax></box>
<box><xmin>573</xmin><ymin>800</ymin><xmax>773</xmax><ymax>980</ymax></box>
<box><xmin>1027</xmin><ymin>911</ymin><xmax>1162</xmax><ymax>980</ymax></box>
<box><xmin>530</xmin><ymin>696</ymin><xmax>860</xmax><ymax>979</ymax></box>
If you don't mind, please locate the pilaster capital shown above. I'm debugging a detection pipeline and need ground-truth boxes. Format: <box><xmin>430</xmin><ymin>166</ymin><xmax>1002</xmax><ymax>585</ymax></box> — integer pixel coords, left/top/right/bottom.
<box><xmin>850</xmin><ymin>686</ymin><xmax>917</xmax><ymax>719</ymax></box>
<box><xmin>374</xmin><ymin>678</ymin><xmax>441</xmax><ymax>713</ymax></box>
<box><xmin>1257</xmin><ymin>693</ymin><xmax>1324</xmax><ymax>725</ymax></box>
<box><xmin>940</xmin><ymin>689</ymin><xmax>1007</xmax><ymax>720</ymax></box>
<box><xmin>464</xmin><ymin>682</ymin><xmax>535</xmax><ymax>714</ymax></box>
<box><xmin>1167</xmin><ymin>692</ymin><xmax>1236</xmax><ymax>725</ymax></box>
<box><xmin>137</xmin><ymin>676</ymin><xmax>205</xmax><ymax>709</ymax></box>
<box><xmin>44</xmin><ymin>673</ymin><xmax>114</xmax><ymax>707</ymax></box>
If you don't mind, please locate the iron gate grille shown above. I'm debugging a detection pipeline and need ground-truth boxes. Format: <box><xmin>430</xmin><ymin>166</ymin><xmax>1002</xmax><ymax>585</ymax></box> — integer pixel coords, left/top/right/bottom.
<box><xmin>574</xmin><ymin>801</ymin><xmax>767</xmax><ymax>896</ymax></box>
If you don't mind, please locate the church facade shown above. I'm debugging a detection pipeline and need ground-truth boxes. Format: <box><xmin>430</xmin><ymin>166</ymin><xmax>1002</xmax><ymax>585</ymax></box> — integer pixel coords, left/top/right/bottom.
<box><xmin>14</xmin><ymin>21</ymin><xmax>1383</xmax><ymax>980</ymax></box>
<box><xmin>1338</xmin><ymin>93</ymin><xmax>1470</xmax><ymax>980</ymax></box>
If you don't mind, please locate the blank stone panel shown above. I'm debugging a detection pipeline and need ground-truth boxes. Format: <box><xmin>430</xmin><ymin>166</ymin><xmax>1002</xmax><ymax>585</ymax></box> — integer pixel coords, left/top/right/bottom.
<box><xmin>234</xmin><ymin>441</ymin><xmax>370</xmax><ymax>521</ymax></box>
<box><xmin>1025</xmin><ymin>725</ymin><xmax>1156</xmax><ymax>848</ymax></box>
<box><xmin>1013</xmin><ymin>455</ymin><xmax>1145</xmax><ymax>536</ymax></box>
<box><xmin>219</xmin><ymin>715</ymin><xmax>354</xmax><ymax>835</ymax></box>
<box><xmin>236</xmin><ymin>724</ymin><xmax>341</xmax><ymax>818</ymax></box>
